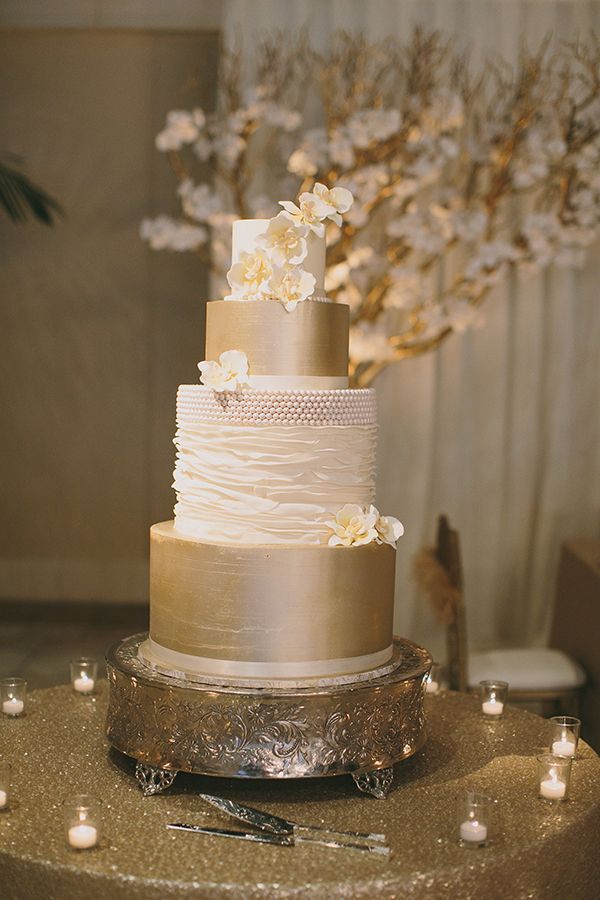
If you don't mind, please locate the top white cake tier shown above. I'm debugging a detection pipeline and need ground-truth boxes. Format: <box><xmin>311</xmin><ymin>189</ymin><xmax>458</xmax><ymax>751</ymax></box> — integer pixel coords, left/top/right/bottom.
<box><xmin>231</xmin><ymin>218</ymin><xmax>326</xmax><ymax>294</ymax></box>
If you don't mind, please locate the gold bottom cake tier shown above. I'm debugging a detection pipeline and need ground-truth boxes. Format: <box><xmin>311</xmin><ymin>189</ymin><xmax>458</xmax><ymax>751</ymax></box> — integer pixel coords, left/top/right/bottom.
<box><xmin>144</xmin><ymin>521</ymin><xmax>396</xmax><ymax>683</ymax></box>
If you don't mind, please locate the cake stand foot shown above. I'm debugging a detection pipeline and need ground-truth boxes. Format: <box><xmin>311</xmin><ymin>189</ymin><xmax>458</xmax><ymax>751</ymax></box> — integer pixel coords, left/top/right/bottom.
<box><xmin>352</xmin><ymin>767</ymin><xmax>394</xmax><ymax>799</ymax></box>
<box><xmin>135</xmin><ymin>762</ymin><xmax>178</xmax><ymax>796</ymax></box>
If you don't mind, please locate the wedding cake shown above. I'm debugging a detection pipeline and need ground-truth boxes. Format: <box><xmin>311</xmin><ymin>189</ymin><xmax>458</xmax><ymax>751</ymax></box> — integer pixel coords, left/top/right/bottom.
<box><xmin>139</xmin><ymin>184</ymin><xmax>404</xmax><ymax>684</ymax></box>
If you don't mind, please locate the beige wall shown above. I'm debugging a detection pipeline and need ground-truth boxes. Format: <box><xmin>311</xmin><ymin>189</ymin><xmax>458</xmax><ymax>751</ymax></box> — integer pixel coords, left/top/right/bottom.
<box><xmin>0</xmin><ymin>29</ymin><xmax>219</xmax><ymax>602</ymax></box>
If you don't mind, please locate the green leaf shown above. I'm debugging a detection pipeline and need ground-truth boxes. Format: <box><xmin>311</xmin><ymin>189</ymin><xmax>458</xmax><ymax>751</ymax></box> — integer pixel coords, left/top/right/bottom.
<box><xmin>0</xmin><ymin>155</ymin><xmax>63</xmax><ymax>226</ymax></box>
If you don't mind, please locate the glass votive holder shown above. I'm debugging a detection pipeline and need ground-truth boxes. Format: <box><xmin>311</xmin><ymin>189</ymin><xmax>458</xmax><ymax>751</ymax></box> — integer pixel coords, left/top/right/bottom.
<box><xmin>70</xmin><ymin>658</ymin><xmax>98</xmax><ymax>695</ymax></box>
<box><xmin>64</xmin><ymin>795</ymin><xmax>101</xmax><ymax>849</ymax></box>
<box><xmin>0</xmin><ymin>762</ymin><xmax>12</xmax><ymax>811</ymax></box>
<box><xmin>457</xmin><ymin>792</ymin><xmax>493</xmax><ymax>847</ymax></box>
<box><xmin>538</xmin><ymin>753</ymin><xmax>572</xmax><ymax>803</ymax></box>
<box><xmin>426</xmin><ymin>662</ymin><xmax>442</xmax><ymax>694</ymax></box>
<box><xmin>0</xmin><ymin>678</ymin><xmax>27</xmax><ymax>717</ymax></box>
<box><xmin>479</xmin><ymin>680</ymin><xmax>508</xmax><ymax>719</ymax></box>
<box><xmin>549</xmin><ymin>716</ymin><xmax>581</xmax><ymax>758</ymax></box>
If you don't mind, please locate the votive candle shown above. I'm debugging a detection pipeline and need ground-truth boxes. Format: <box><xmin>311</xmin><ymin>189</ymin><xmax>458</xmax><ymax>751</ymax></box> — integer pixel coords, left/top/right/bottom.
<box><xmin>479</xmin><ymin>681</ymin><xmax>508</xmax><ymax>719</ymax></box>
<box><xmin>538</xmin><ymin>754</ymin><xmax>571</xmax><ymax>803</ymax></box>
<box><xmin>426</xmin><ymin>662</ymin><xmax>441</xmax><ymax>694</ymax></box>
<box><xmin>457</xmin><ymin>792</ymin><xmax>493</xmax><ymax>848</ymax></box>
<box><xmin>0</xmin><ymin>678</ymin><xmax>27</xmax><ymax>717</ymax></box>
<box><xmin>64</xmin><ymin>795</ymin><xmax>101</xmax><ymax>850</ymax></box>
<box><xmin>549</xmin><ymin>716</ymin><xmax>580</xmax><ymax>759</ymax></box>
<box><xmin>0</xmin><ymin>762</ymin><xmax>11</xmax><ymax>811</ymax></box>
<box><xmin>70</xmin><ymin>658</ymin><xmax>98</xmax><ymax>695</ymax></box>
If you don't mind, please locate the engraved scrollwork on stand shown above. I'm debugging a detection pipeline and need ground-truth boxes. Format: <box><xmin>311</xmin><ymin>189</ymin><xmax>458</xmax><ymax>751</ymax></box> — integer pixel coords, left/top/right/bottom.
<box><xmin>106</xmin><ymin>634</ymin><xmax>431</xmax><ymax>784</ymax></box>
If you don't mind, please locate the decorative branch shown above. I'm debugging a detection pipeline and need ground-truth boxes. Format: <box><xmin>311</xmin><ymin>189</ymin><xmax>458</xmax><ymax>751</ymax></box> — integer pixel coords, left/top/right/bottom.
<box><xmin>141</xmin><ymin>28</ymin><xmax>600</xmax><ymax>386</ymax></box>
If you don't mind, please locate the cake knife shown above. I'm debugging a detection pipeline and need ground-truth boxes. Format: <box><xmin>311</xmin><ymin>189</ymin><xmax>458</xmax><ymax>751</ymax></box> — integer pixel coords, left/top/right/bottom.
<box><xmin>167</xmin><ymin>822</ymin><xmax>389</xmax><ymax>855</ymax></box>
<box><xmin>167</xmin><ymin>823</ymin><xmax>293</xmax><ymax>846</ymax></box>
<box><xmin>198</xmin><ymin>793</ymin><xmax>388</xmax><ymax>846</ymax></box>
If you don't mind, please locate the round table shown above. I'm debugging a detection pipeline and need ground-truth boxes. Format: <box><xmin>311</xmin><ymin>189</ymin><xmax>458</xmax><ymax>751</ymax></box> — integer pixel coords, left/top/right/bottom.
<box><xmin>1</xmin><ymin>685</ymin><xmax>599</xmax><ymax>899</ymax></box>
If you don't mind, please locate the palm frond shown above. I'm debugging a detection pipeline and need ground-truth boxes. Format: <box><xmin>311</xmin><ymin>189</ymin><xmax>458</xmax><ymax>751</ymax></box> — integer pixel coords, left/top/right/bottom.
<box><xmin>0</xmin><ymin>155</ymin><xmax>63</xmax><ymax>225</ymax></box>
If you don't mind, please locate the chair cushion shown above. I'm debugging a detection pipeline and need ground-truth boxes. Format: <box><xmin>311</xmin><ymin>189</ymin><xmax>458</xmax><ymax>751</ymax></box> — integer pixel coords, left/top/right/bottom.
<box><xmin>468</xmin><ymin>647</ymin><xmax>586</xmax><ymax>691</ymax></box>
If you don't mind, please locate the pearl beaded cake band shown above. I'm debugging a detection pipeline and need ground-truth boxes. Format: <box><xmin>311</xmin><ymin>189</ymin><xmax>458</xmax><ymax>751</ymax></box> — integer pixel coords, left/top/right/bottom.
<box><xmin>176</xmin><ymin>384</ymin><xmax>377</xmax><ymax>426</ymax></box>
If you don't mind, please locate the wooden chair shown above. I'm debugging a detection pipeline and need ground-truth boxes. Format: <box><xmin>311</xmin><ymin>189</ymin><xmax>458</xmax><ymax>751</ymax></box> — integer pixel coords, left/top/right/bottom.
<box><xmin>419</xmin><ymin>515</ymin><xmax>586</xmax><ymax>714</ymax></box>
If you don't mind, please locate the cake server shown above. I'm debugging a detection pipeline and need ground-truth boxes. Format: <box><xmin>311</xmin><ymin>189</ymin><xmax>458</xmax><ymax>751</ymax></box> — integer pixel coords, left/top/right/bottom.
<box><xmin>168</xmin><ymin>822</ymin><xmax>389</xmax><ymax>855</ymax></box>
<box><xmin>198</xmin><ymin>793</ymin><xmax>388</xmax><ymax>846</ymax></box>
<box><xmin>167</xmin><ymin>823</ymin><xmax>293</xmax><ymax>846</ymax></box>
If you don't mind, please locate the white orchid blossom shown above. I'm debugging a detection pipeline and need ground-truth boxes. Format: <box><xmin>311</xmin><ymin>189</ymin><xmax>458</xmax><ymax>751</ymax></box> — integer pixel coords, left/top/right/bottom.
<box><xmin>279</xmin><ymin>192</ymin><xmax>336</xmax><ymax>236</ymax></box>
<box><xmin>326</xmin><ymin>504</ymin><xmax>379</xmax><ymax>547</ymax></box>
<box><xmin>226</xmin><ymin>249</ymin><xmax>273</xmax><ymax>300</ymax></box>
<box><xmin>197</xmin><ymin>350</ymin><xmax>250</xmax><ymax>392</ymax></box>
<box><xmin>375</xmin><ymin>513</ymin><xmax>405</xmax><ymax>547</ymax></box>
<box><xmin>257</xmin><ymin>213</ymin><xmax>309</xmax><ymax>265</ymax></box>
<box><xmin>267</xmin><ymin>265</ymin><xmax>316</xmax><ymax>312</ymax></box>
<box><xmin>326</xmin><ymin>504</ymin><xmax>404</xmax><ymax>548</ymax></box>
<box><xmin>312</xmin><ymin>183</ymin><xmax>354</xmax><ymax>226</ymax></box>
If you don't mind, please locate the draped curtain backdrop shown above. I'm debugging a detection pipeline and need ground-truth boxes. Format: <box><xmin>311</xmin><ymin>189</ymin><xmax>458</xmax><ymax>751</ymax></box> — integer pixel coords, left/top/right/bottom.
<box><xmin>223</xmin><ymin>0</ymin><xmax>600</xmax><ymax>660</ymax></box>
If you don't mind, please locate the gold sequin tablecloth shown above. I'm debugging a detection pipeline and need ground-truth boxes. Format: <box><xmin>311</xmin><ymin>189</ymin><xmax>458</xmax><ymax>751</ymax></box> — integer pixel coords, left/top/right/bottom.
<box><xmin>1</xmin><ymin>685</ymin><xmax>599</xmax><ymax>900</ymax></box>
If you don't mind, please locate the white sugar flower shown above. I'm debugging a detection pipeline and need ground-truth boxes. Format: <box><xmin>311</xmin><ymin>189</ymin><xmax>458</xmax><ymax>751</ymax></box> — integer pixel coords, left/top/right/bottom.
<box><xmin>279</xmin><ymin>192</ymin><xmax>335</xmax><ymax>236</ymax></box>
<box><xmin>375</xmin><ymin>512</ymin><xmax>404</xmax><ymax>548</ymax></box>
<box><xmin>268</xmin><ymin>265</ymin><xmax>316</xmax><ymax>312</ymax></box>
<box><xmin>257</xmin><ymin>213</ymin><xmax>309</xmax><ymax>265</ymax></box>
<box><xmin>197</xmin><ymin>350</ymin><xmax>249</xmax><ymax>392</ymax></box>
<box><xmin>326</xmin><ymin>504</ymin><xmax>379</xmax><ymax>547</ymax></box>
<box><xmin>226</xmin><ymin>249</ymin><xmax>273</xmax><ymax>300</ymax></box>
<box><xmin>313</xmin><ymin>183</ymin><xmax>354</xmax><ymax>226</ymax></box>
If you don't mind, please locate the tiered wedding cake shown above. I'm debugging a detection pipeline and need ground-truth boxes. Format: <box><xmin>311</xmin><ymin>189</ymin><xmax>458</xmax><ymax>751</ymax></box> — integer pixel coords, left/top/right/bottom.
<box><xmin>139</xmin><ymin>184</ymin><xmax>403</xmax><ymax>684</ymax></box>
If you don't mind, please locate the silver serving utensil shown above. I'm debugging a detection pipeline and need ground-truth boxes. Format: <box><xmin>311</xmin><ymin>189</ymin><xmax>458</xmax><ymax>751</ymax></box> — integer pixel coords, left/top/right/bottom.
<box><xmin>168</xmin><ymin>822</ymin><xmax>389</xmax><ymax>855</ymax></box>
<box><xmin>167</xmin><ymin>823</ymin><xmax>293</xmax><ymax>846</ymax></box>
<box><xmin>198</xmin><ymin>793</ymin><xmax>388</xmax><ymax>848</ymax></box>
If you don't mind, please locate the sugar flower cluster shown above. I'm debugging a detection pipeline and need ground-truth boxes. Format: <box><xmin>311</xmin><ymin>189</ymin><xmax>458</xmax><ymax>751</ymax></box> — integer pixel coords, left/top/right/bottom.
<box><xmin>326</xmin><ymin>504</ymin><xmax>404</xmax><ymax>549</ymax></box>
<box><xmin>198</xmin><ymin>350</ymin><xmax>249</xmax><ymax>392</ymax></box>
<box><xmin>226</xmin><ymin>183</ymin><xmax>353</xmax><ymax>311</ymax></box>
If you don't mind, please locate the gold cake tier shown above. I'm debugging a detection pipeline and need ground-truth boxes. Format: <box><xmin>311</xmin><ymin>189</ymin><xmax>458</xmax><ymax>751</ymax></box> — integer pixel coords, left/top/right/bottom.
<box><xmin>205</xmin><ymin>299</ymin><xmax>349</xmax><ymax>378</ymax></box>
<box><xmin>147</xmin><ymin>521</ymin><xmax>395</xmax><ymax>680</ymax></box>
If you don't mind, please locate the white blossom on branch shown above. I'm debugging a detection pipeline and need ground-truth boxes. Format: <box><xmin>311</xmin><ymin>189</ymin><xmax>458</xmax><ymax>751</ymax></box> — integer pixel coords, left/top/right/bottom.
<box><xmin>142</xmin><ymin>29</ymin><xmax>600</xmax><ymax>385</ymax></box>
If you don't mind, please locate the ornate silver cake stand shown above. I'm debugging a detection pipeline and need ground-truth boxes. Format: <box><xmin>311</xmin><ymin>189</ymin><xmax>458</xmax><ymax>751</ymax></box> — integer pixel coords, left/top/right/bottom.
<box><xmin>105</xmin><ymin>634</ymin><xmax>431</xmax><ymax>799</ymax></box>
